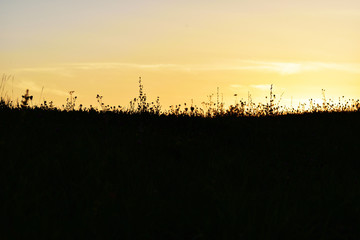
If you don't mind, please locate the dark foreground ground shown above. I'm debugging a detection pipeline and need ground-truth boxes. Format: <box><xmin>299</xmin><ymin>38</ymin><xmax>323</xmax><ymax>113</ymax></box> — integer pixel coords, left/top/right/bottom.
<box><xmin>1</xmin><ymin>107</ymin><xmax>360</xmax><ymax>239</ymax></box>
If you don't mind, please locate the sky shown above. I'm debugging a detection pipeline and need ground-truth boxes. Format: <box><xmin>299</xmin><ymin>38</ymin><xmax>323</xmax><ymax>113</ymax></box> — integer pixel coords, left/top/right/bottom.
<box><xmin>1</xmin><ymin>0</ymin><xmax>360</xmax><ymax>109</ymax></box>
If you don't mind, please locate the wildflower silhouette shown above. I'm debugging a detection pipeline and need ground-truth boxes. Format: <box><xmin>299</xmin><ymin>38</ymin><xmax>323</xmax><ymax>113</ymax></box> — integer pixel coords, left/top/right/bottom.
<box><xmin>21</xmin><ymin>89</ymin><xmax>33</xmax><ymax>108</ymax></box>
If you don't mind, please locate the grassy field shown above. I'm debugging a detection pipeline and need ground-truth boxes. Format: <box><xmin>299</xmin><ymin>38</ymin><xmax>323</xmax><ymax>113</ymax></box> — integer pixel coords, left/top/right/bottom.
<box><xmin>1</xmin><ymin>102</ymin><xmax>360</xmax><ymax>239</ymax></box>
<box><xmin>1</xmin><ymin>76</ymin><xmax>360</xmax><ymax>239</ymax></box>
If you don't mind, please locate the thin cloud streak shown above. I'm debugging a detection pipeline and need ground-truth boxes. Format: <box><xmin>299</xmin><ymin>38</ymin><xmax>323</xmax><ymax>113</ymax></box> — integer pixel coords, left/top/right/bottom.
<box><xmin>249</xmin><ymin>84</ymin><xmax>273</xmax><ymax>90</ymax></box>
<box><xmin>13</xmin><ymin>67</ymin><xmax>74</xmax><ymax>78</ymax></box>
<box><xmin>13</xmin><ymin>67</ymin><xmax>64</xmax><ymax>72</ymax></box>
<box><xmin>66</xmin><ymin>61</ymin><xmax>360</xmax><ymax>74</ymax></box>
<box><xmin>66</xmin><ymin>62</ymin><xmax>180</xmax><ymax>70</ymax></box>
<box><xmin>12</xmin><ymin>61</ymin><xmax>360</xmax><ymax>75</ymax></box>
<box><xmin>14</xmin><ymin>80</ymin><xmax>68</xmax><ymax>97</ymax></box>
<box><xmin>243</xmin><ymin>61</ymin><xmax>360</xmax><ymax>75</ymax></box>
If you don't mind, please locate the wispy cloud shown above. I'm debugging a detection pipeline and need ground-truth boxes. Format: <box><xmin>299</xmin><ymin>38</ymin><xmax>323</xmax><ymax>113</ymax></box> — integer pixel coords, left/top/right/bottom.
<box><xmin>242</xmin><ymin>61</ymin><xmax>360</xmax><ymax>75</ymax></box>
<box><xmin>64</xmin><ymin>62</ymin><xmax>305</xmax><ymax>73</ymax></box>
<box><xmin>13</xmin><ymin>67</ymin><xmax>74</xmax><ymax>77</ymax></box>
<box><xmin>13</xmin><ymin>80</ymin><xmax>68</xmax><ymax>97</ymax></box>
<box><xmin>67</xmin><ymin>61</ymin><xmax>360</xmax><ymax>74</ymax></box>
<box><xmin>12</xmin><ymin>61</ymin><xmax>360</xmax><ymax>75</ymax></box>
<box><xmin>66</xmin><ymin>62</ymin><xmax>180</xmax><ymax>70</ymax></box>
<box><xmin>13</xmin><ymin>67</ymin><xmax>63</xmax><ymax>72</ymax></box>
<box><xmin>249</xmin><ymin>84</ymin><xmax>273</xmax><ymax>90</ymax></box>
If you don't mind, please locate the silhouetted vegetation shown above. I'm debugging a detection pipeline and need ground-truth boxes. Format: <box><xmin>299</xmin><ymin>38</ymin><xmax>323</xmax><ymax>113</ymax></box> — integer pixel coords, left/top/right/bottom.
<box><xmin>1</xmin><ymin>75</ymin><xmax>360</xmax><ymax>239</ymax></box>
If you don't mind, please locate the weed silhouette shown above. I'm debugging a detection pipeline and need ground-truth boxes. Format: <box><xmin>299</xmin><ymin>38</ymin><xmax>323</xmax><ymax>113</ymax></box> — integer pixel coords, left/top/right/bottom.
<box><xmin>21</xmin><ymin>89</ymin><xmax>33</xmax><ymax>108</ymax></box>
<box><xmin>1</xmin><ymin>76</ymin><xmax>360</xmax><ymax>239</ymax></box>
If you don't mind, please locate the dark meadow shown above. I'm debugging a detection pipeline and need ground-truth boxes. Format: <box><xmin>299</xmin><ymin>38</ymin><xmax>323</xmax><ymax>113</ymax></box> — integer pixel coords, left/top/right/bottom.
<box><xmin>1</xmin><ymin>78</ymin><xmax>360</xmax><ymax>239</ymax></box>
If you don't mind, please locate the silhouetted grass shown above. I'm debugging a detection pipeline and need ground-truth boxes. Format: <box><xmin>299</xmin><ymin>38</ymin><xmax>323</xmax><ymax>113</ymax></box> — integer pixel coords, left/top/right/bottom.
<box><xmin>1</xmin><ymin>77</ymin><xmax>360</xmax><ymax>239</ymax></box>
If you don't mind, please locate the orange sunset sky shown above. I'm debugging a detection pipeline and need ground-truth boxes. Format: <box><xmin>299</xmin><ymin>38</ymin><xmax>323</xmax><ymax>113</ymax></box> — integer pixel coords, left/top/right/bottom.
<box><xmin>1</xmin><ymin>0</ymin><xmax>360</xmax><ymax>109</ymax></box>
